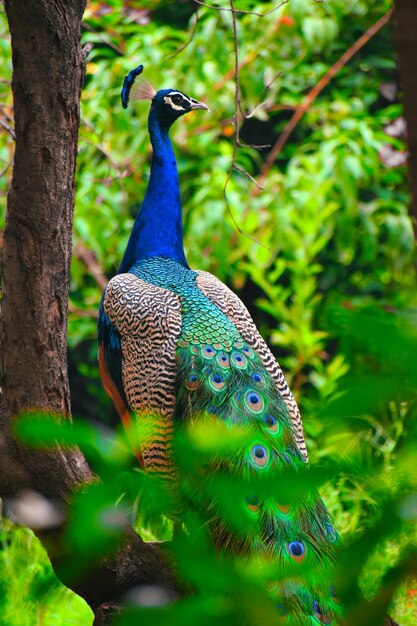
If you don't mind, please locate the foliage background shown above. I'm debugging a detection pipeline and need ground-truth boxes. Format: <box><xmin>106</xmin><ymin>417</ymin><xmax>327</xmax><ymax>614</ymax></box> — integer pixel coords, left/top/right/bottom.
<box><xmin>1</xmin><ymin>0</ymin><xmax>416</xmax><ymax>624</ymax></box>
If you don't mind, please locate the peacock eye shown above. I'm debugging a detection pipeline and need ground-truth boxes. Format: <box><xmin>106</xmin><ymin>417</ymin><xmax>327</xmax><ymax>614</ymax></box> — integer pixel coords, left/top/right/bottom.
<box><xmin>171</xmin><ymin>94</ymin><xmax>183</xmax><ymax>105</ymax></box>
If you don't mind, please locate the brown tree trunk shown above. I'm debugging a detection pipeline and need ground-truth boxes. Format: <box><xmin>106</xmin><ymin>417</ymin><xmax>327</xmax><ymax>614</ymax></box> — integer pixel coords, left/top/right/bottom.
<box><xmin>393</xmin><ymin>0</ymin><xmax>417</xmax><ymax>234</ymax></box>
<box><xmin>0</xmin><ymin>1</ymin><xmax>178</xmax><ymax>618</ymax></box>
<box><xmin>1</xmin><ymin>0</ymin><xmax>91</xmax><ymax>496</ymax></box>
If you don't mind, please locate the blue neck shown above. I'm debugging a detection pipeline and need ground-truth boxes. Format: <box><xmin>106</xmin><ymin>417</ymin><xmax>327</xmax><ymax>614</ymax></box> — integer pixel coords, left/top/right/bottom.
<box><xmin>118</xmin><ymin>108</ymin><xmax>188</xmax><ymax>274</ymax></box>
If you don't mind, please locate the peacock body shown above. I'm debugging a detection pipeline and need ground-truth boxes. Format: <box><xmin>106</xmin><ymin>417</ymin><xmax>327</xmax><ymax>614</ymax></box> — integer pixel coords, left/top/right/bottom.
<box><xmin>98</xmin><ymin>66</ymin><xmax>341</xmax><ymax>625</ymax></box>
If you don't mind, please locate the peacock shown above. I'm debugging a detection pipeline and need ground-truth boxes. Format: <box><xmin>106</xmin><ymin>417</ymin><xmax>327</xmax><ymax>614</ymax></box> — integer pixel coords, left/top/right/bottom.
<box><xmin>98</xmin><ymin>65</ymin><xmax>341</xmax><ymax>625</ymax></box>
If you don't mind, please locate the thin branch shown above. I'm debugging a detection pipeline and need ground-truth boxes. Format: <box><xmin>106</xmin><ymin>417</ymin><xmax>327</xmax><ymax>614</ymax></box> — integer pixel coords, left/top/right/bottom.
<box><xmin>82</xmin><ymin>138</ymin><xmax>126</xmax><ymax>177</ymax></box>
<box><xmin>194</xmin><ymin>0</ymin><xmax>289</xmax><ymax>17</ymax></box>
<box><xmin>74</xmin><ymin>243</ymin><xmax>108</xmax><ymax>291</ymax></box>
<box><xmin>69</xmin><ymin>305</ymin><xmax>99</xmax><ymax>318</ymax></box>
<box><xmin>82</xmin><ymin>41</ymin><xmax>94</xmax><ymax>60</ymax></box>
<box><xmin>233</xmin><ymin>163</ymin><xmax>263</xmax><ymax>189</ymax></box>
<box><xmin>213</xmin><ymin>8</ymin><xmax>287</xmax><ymax>93</ymax></box>
<box><xmin>215</xmin><ymin>0</ymin><xmax>270</xmax><ymax>250</ymax></box>
<box><xmin>244</xmin><ymin>71</ymin><xmax>282</xmax><ymax>119</ymax></box>
<box><xmin>244</xmin><ymin>98</ymin><xmax>271</xmax><ymax>119</ymax></box>
<box><xmin>223</xmin><ymin>149</ymin><xmax>270</xmax><ymax>251</ymax></box>
<box><xmin>0</xmin><ymin>158</ymin><xmax>13</xmax><ymax>178</ymax></box>
<box><xmin>230</xmin><ymin>0</ymin><xmax>240</xmax><ymax>145</ymax></box>
<box><xmin>0</xmin><ymin>104</ymin><xmax>14</xmax><ymax>122</ymax></box>
<box><xmin>80</xmin><ymin>135</ymin><xmax>128</xmax><ymax>204</ymax></box>
<box><xmin>255</xmin><ymin>8</ymin><xmax>394</xmax><ymax>190</ymax></box>
<box><xmin>166</xmin><ymin>11</ymin><xmax>199</xmax><ymax>60</ymax></box>
<box><xmin>81</xmin><ymin>22</ymin><xmax>124</xmax><ymax>56</ymax></box>
<box><xmin>0</xmin><ymin>116</ymin><xmax>15</xmax><ymax>140</ymax></box>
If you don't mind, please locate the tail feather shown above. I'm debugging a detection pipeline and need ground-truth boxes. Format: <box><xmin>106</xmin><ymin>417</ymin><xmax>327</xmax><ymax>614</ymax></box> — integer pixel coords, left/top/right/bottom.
<box><xmin>175</xmin><ymin>338</ymin><xmax>341</xmax><ymax>624</ymax></box>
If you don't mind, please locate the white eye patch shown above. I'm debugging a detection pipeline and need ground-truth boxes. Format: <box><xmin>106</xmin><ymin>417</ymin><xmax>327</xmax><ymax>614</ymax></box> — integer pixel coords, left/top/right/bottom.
<box><xmin>163</xmin><ymin>92</ymin><xmax>192</xmax><ymax>111</ymax></box>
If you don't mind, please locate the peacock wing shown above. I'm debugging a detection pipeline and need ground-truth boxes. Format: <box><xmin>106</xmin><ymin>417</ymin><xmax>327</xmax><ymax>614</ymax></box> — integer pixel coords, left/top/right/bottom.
<box><xmin>101</xmin><ymin>272</ymin><xmax>182</xmax><ymax>475</ymax></box>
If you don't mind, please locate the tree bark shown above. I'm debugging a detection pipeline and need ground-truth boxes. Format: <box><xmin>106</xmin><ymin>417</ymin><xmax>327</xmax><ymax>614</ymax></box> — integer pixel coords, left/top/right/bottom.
<box><xmin>393</xmin><ymin>0</ymin><xmax>417</xmax><ymax>234</ymax></box>
<box><xmin>2</xmin><ymin>0</ymin><xmax>91</xmax><ymax>495</ymax></box>
<box><xmin>1</xmin><ymin>0</ymin><xmax>178</xmax><ymax>616</ymax></box>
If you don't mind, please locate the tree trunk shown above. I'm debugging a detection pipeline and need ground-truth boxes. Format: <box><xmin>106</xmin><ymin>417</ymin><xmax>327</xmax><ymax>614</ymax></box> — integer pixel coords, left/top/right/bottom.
<box><xmin>2</xmin><ymin>0</ymin><xmax>91</xmax><ymax>496</ymax></box>
<box><xmin>393</xmin><ymin>0</ymin><xmax>417</xmax><ymax>234</ymax></box>
<box><xmin>1</xmin><ymin>0</ymin><xmax>178</xmax><ymax>617</ymax></box>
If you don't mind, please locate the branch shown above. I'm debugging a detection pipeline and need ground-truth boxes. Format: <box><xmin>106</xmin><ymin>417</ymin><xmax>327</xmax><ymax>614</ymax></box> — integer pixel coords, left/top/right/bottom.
<box><xmin>219</xmin><ymin>0</ymin><xmax>270</xmax><ymax>251</ymax></box>
<box><xmin>74</xmin><ymin>242</ymin><xmax>108</xmax><ymax>291</ymax></box>
<box><xmin>255</xmin><ymin>8</ymin><xmax>394</xmax><ymax>190</ymax></box>
<box><xmin>0</xmin><ymin>157</ymin><xmax>13</xmax><ymax>178</ymax></box>
<box><xmin>166</xmin><ymin>10</ymin><xmax>199</xmax><ymax>60</ymax></box>
<box><xmin>194</xmin><ymin>0</ymin><xmax>289</xmax><ymax>17</ymax></box>
<box><xmin>81</xmin><ymin>21</ymin><xmax>124</xmax><ymax>56</ymax></box>
<box><xmin>0</xmin><ymin>114</ymin><xmax>15</xmax><ymax>139</ymax></box>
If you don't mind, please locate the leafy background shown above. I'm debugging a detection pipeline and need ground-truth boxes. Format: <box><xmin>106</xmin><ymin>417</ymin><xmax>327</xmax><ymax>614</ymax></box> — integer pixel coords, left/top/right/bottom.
<box><xmin>1</xmin><ymin>0</ymin><xmax>417</xmax><ymax>624</ymax></box>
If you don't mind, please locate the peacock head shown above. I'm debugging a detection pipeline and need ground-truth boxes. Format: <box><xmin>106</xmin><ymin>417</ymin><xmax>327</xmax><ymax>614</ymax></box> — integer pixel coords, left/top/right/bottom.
<box><xmin>121</xmin><ymin>64</ymin><xmax>209</xmax><ymax>129</ymax></box>
<box><xmin>150</xmin><ymin>88</ymin><xmax>209</xmax><ymax>128</ymax></box>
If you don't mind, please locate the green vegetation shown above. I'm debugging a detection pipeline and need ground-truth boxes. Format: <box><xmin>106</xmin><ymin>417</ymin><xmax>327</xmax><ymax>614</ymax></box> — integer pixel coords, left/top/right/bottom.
<box><xmin>1</xmin><ymin>0</ymin><xmax>416</xmax><ymax>624</ymax></box>
<box><xmin>0</xmin><ymin>517</ymin><xmax>93</xmax><ymax>625</ymax></box>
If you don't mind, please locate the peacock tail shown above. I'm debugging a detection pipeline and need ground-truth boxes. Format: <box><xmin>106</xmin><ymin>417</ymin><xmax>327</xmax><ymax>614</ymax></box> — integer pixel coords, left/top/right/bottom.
<box><xmin>102</xmin><ymin>256</ymin><xmax>341</xmax><ymax>624</ymax></box>
<box><xmin>98</xmin><ymin>67</ymin><xmax>343</xmax><ymax>625</ymax></box>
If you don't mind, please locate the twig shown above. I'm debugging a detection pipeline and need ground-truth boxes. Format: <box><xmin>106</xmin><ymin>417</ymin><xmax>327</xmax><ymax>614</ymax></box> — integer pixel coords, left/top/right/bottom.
<box><xmin>214</xmin><ymin>6</ymin><xmax>287</xmax><ymax>93</ymax></box>
<box><xmin>0</xmin><ymin>105</ymin><xmax>14</xmax><ymax>122</ymax></box>
<box><xmin>221</xmin><ymin>0</ymin><xmax>270</xmax><ymax>251</ymax></box>
<box><xmin>82</xmin><ymin>138</ymin><xmax>124</xmax><ymax>174</ymax></box>
<box><xmin>233</xmin><ymin>163</ymin><xmax>263</xmax><ymax>189</ymax></box>
<box><xmin>255</xmin><ymin>8</ymin><xmax>394</xmax><ymax>190</ymax></box>
<box><xmin>82</xmin><ymin>22</ymin><xmax>124</xmax><ymax>56</ymax></box>
<box><xmin>0</xmin><ymin>116</ymin><xmax>15</xmax><ymax>140</ymax></box>
<box><xmin>69</xmin><ymin>305</ymin><xmax>99</xmax><ymax>319</ymax></box>
<box><xmin>244</xmin><ymin>71</ymin><xmax>282</xmax><ymax>119</ymax></box>
<box><xmin>81</xmin><ymin>136</ymin><xmax>128</xmax><ymax>203</ymax></box>
<box><xmin>0</xmin><ymin>158</ymin><xmax>13</xmax><ymax>178</ymax></box>
<box><xmin>166</xmin><ymin>11</ymin><xmax>199</xmax><ymax>60</ymax></box>
<box><xmin>74</xmin><ymin>243</ymin><xmax>108</xmax><ymax>291</ymax></box>
<box><xmin>194</xmin><ymin>0</ymin><xmax>289</xmax><ymax>17</ymax></box>
<box><xmin>82</xmin><ymin>42</ymin><xmax>94</xmax><ymax>60</ymax></box>
<box><xmin>223</xmin><ymin>152</ymin><xmax>269</xmax><ymax>250</ymax></box>
<box><xmin>230</xmin><ymin>0</ymin><xmax>240</xmax><ymax>145</ymax></box>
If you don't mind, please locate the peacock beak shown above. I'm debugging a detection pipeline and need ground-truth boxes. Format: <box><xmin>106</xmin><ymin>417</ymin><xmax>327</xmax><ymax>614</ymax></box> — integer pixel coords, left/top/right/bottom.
<box><xmin>189</xmin><ymin>98</ymin><xmax>210</xmax><ymax>112</ymax></box>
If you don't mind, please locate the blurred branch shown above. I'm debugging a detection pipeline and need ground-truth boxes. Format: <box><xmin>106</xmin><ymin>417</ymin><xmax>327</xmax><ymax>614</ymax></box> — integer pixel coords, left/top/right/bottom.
<box><xmin>0</xmin><ymin>157</ymin><xmax>13</xmax><ymax>178</ymax></box>
<box><xmin>74</xmin><ymin>242</ymin><xmax>108</xmax><ymax>291</ymax></box>
<box><xmin>255</xmin><ymin>8</ymin><xmax>394</xmax><ymax>191</ymax></box>
<box><xmin>80</xmin><ymin>133</ymin><xmax>128</xmax><ymax>203</ymax></box>
<box><xmin>194</xmin><ymin>0</ymin><xmax>289</xmax><ymax>17</ymax></box>
<box><xmin>166</xmin><ymin>10</ymin><xmax>199</xmax><ymax>60</ymax></box>
<box><xmin>220</xmin><ymin>0</ymin><xmax>270</xmax><ymax>250</ymax></box>
<box><xmin>233</xmin><ymin>163</ymin><xmax>263</xmax><ymax>188</ymax></box>
<box><xmin>82</xmin><ymin>136</ymin><xmax>128</xmax><ymax>178</ymax></box>
<box><xmin>69</xmin><ymin>305</ymin><xmax>99</xmax><ymax>318</ymax></box>
<box><xmin>82</xmin><ymin>41</ymin><xmax>94</xmax><ymax>60</ymax></box>
<box><xmin>244</xmin><ymin>70</ymin><xmax>282</xmax><ymax>119</ymax></box>
<box><xmin>81</xmin><ymin>21</ymin><xmax>124</xmax><ymax>56</ymax></box>
<box><xmin>0</xmin><ymin>114</ymin><xmax>15</xmax><ymax>139</ymax></box>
